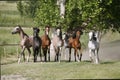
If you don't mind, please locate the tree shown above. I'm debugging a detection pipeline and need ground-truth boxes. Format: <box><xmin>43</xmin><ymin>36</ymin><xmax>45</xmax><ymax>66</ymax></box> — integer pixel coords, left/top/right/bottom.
<box><xmin>17</xmin><ymin>1</ymin><xmax>24</xmax><ymax>16</ymax></box>
<box><xmin>17</xmin><ymin>0</ymin><xmax>120</xmax><ymax>32</ymax></box>
<box><xmin>17</xmin><ymin>0</ymin><xmax>39</xmax><ymax>18</ymax></box>
<box><xmin>34</xmin><ymin>0</ymin><xmax>60</xmax><ymax>27</ymax></box>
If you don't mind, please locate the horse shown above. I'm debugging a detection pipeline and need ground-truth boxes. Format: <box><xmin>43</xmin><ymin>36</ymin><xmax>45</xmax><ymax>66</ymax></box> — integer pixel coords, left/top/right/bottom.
<box><xmin>88</xmin><ymin>30</ymin><xmax>100</xmax><ymax>64</ymax></box>
<box><xmin>12</xmin><ymin>25</ymin><xmax>33</xmax><ymax>63</ymax></box>
<box><xmin>51</xmin><ymin>27</ymin><xmax>63</xmax><ymax>62</ymax></box>
<box><xmin>33</xmin><ymin>27</ymin><xmax>42</xmax><ymax>62</ymax></box>
<box><xmin>63</xmin><ymin>29</ymin><xmax>83</xmax><ymax>62</ymax></box>
<box><xmin>41</xmin><ymin>26</ymin><xmax>51</xmax><ymax>62</ymax></box>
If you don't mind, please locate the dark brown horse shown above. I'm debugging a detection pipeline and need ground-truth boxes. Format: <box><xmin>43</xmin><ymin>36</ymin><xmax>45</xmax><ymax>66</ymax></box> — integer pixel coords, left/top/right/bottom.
<box><xmin>63</xmin><ymin>29</ymin><xmax>83</xmax><ymax>62</ymax></box>
<box><xmin>12</xmin><ymin>25</ymin><xmax>33</xmax><ymax>63</ymax></box>
<box><xmin>41</xmin><ymin>26</ymin><xmax>51</xmax><ymax>62</ymax></box>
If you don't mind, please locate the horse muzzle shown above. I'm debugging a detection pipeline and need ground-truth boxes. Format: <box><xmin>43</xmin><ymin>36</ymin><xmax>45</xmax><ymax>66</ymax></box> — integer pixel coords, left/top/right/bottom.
<box><xmin>11</xmin><ymin>31</ymin><xmax>16</xmax><ymax>34</ymax></box>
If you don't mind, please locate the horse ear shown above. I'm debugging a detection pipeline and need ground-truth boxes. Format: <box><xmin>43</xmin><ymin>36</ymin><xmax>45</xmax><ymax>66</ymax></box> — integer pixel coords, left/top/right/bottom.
<box><xmin>38</xmin><ymin>28</ymin><xmax>40</xmax><ymax>32</ymax></box>
<box><xmin>17</xmin><ymin>25</ymin><xmax>21</xmax><ymax>28</ymax></box>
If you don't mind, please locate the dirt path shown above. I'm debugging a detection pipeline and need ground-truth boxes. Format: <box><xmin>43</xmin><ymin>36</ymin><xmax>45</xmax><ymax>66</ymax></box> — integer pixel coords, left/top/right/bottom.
<box><xmin>50</xmin><ymin>39</ymin><xmax>120</xmax><ymax>62</ymax></box>
<box><xmin>82</xmin><ymin>40</ymin><xmax>120</xmax><ymax>62</ymax></box>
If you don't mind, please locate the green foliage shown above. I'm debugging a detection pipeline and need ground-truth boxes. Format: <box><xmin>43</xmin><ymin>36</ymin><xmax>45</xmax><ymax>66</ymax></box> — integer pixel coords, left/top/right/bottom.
<box><xmin>35</xmin><ymin>0</ymin><xmax>60</xmax><ymax>27</ymax></box>
<box><xmin>0</xmin><ymin>1</ymin><xmax>35</xmax><ymax>27</ymax></box>
<box><xmin>17</xmin><ymin>0</ymin><xmax>40</xmax><ymax>18</ymax></box>
<box><xmin>16</xmin><ymin>0</ymin><xmax>120</xmax><ymax>31</ymax></box>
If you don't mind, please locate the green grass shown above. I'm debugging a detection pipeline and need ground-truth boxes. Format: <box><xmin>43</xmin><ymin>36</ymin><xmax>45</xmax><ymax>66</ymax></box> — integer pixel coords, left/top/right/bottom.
<box><xmin>0</xmin><ymin>1</ymin><xmax>35</xmax><ymax>27</ymax></box>
<box><xmin>1</xmin><ymin>61</ymin><xmax>120</xmax><ymax>80</ymax></box>
<box><xmin>0</xmin><ymin>27</ymin><xmax>45</xmax><ymax>64</ymax></box>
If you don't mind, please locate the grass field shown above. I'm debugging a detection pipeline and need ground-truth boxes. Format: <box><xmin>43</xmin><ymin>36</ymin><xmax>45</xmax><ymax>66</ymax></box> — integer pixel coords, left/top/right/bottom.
<box><xmin>1</xmin><ymin>61</ymin><xmax>120</xmax><ymax>80</ymax></box>
<box><xmin>1</xmin><ymin>27</ymin><xmax>120</xmax><ymax>80</ymax></box>
<box><xmin>0</xmin><ymin>1</ymin><xmax>35</xmax><ymax>27</ymax></box>
<box><xmin>1</xmin><ymin>1</ymin><xmax>120</xmax><ymax>80</ymax></box>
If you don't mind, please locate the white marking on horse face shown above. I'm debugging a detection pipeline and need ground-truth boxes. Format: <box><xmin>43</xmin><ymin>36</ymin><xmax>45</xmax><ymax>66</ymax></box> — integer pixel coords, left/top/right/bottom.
<box><xmin>12</xmin><ymin>27</ymin><xmax>20</xmax><ymax>33</ymax></box>
<box><xmin>14</xmin><ymin>27</ymin><xmax>19</xmax><ymax>31</ymax></box>
<box><xmin>56</xmin><ymin>29</ymin><xmax>60</xmax><ymax>36</ymax></box>
<box><xmin>89</xmin><ymin>32</ymin><xmax>93</xmax><ymax>40</ymax></box>
<box><xmin>45</xmin><ymin>27</ymin><xmax>49</xmax><ymax>35</ymax></box>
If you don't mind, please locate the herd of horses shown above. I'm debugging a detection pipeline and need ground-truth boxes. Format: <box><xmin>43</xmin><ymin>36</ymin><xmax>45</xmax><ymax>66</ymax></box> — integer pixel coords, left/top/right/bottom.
<box><xmin>11</xmin><ymin>25</ymin><xmax>101</xmax><ymax>64</ymax></box>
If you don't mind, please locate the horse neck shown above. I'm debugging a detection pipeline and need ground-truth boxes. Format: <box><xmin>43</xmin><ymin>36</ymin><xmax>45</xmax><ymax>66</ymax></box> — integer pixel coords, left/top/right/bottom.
<box><xmin>76</xmin><ymin>35</ymin><xmax>80</xmax><ymax>41</ymax></box>
<box><xmin>19</xmin><ymin>30</ymin><xmax>27</xmax><ymax>40</ymax></box>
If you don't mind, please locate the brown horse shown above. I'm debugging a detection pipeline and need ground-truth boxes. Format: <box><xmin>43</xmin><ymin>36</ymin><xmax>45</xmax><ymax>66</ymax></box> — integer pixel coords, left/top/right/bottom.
<box><xmin>41</xmin><ymin>26</ymin><xmax>51</xmax><ymax>62</ymax></box>
<box><xmin>12</xmin><ymin>25</ymin><xmax>33</xmax><ymax>63</ymax></box>
<box><xmin>63</xmin><ymin>29</ymin><xmax>83</xmax><ymax>62</ymax></box>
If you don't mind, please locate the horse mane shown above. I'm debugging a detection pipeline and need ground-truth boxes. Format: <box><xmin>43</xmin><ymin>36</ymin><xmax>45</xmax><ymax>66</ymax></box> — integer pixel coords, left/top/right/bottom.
<box><xmin>17</xmin><ymin>25</ymin><xmax>29</xmax><ymax>37</ymax></box>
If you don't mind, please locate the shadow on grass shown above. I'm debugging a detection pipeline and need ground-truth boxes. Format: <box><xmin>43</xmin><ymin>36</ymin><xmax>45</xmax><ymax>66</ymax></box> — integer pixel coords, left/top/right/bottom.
<box><xmin>101</xmin><ymin>61</ymin><xmax>116</xmax><ymax>64</ymax></box>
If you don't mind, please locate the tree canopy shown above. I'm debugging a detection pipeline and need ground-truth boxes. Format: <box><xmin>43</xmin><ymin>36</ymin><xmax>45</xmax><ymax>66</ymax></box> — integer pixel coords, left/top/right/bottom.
<box><xmin>17</xmin><ymin>0</ymin><xmax>120</xmax><ymax>32</ymax></box>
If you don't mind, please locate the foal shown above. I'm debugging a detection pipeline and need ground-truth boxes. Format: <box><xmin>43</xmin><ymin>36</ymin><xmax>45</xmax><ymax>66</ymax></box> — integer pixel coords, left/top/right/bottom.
<box><xmin>88</xmin><ymin>31</ymin><xmax>100</xmax><ymax>64</ymax></box>
<box><xmin>63</xmin><ymin>30</ymin><xmax>83</xmax><ymax>62</ymax></box>
<box><xmin>52</xmin><ymin>27</ymin><xmax>63</xmax><ymax>62</ymax></box>
<box><xmin>12</xmin><ymin>25</ymin><xmax>32</xmax><ymax>63</ymax></box>
<box><xmin>41</xmin><ymin>26</ymin><xmax>51</xmax><ymax>62</ymax></box>
<box><xmin>33</xmin><ymin>27</ymin><xmax>42</xmax><ymax>62</ymax></box>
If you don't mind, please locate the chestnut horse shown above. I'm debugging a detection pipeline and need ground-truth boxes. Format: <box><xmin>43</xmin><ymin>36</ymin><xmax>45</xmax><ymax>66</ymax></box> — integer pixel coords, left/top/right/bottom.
<box><xmin>63</xmin><ymin>30</ymin><xmax>83</xmax><ymax>62</ymax></box>
<box><xmin>12</xmin><ymin>25</ymin><xmax>33</xmax><ymax>63</ymax></box>
<box><xmin>41</xmin><ymin>26</ymin><xmax>51</xmax><ymax>62</ymax></box>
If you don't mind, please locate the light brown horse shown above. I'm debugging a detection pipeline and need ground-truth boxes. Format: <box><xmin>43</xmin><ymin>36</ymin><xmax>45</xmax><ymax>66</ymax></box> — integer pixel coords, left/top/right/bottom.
<box><xmin>63</xmin><ymin>29</ymin><xmax>83</xmax><ymax>62</ymax></box>
<box><xmin>12</xmin><ymin>25</ymin><xmax>33</xmax><ymax>63</ymax></box>
<box><xmin>41</xmin><ymin>26</ymin><xmax>51</xmax><ymax>62</ymax></box>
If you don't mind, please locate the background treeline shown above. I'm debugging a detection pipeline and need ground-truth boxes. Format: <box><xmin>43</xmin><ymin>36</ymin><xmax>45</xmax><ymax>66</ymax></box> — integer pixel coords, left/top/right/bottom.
<box><xmin>17</xmin><ymin>0</ymin><xmax>120</xmax><ymax>32</ymax></box>
<box><xmin>0</xmin><ymin>0</ymin><xmax>120</xmax><ymax>32</ymax></box>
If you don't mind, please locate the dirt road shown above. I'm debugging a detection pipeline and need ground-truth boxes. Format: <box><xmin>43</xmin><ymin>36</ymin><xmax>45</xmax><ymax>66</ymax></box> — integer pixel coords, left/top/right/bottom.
<box><xmin>82</xmin><ymin>40</ymin><xmax>120</xmax><ymax>62</ymax></box>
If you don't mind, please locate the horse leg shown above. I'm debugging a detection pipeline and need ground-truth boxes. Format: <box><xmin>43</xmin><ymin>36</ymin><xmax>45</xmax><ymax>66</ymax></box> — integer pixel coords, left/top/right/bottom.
<box><xmin>54</xmin><ymin>47</ymin><xmax>57</xmax><ymax>62</ymax></box>
<box><xmin>74</xmin><ymin>49</ymin><xmax>77</xmax><ymax>62</ymax></box>
<box><xmin>33</xmin><ymin>48</ymin><xmax>37</xmax><ymax>62</ymax></box>
<box><xmin>23</xmin><ymin>52</ymin><xmax>26</xmax><ymax>62</ymax></box>
<box><xmin>69</xmin><ymin>48</ymin><xmax>71</xmax><ymax>62</ymax></box>
<box><xmin>79</xmin><ymin>48</ymin><xmax>82</xmax><ymax>61</ymax></box>
<box><xmin>76</xmin><ymin>49</ymin><xmax>80</xmax><ymax>62</ymax></box>
<box><xmin>48</xmin><ymin>46</ymin><xmax>50</xmax><ymax>62</ymax></box>
<box><xmin>95</xmin><ymin>49</ymin><xmax>99</xmax><ymax>64</ymax></box>
<box><xmin>18</xmin><ymin>46</ymin><xmax>25</xmax><ymax>64</ymax></box>
<box><xmin>55</xmin><ymin>47</ymin><xmax>59</xmax><ymax>62</ymax></box>
<box><xmin>27</xmin><ymin>48</ymin><xmax>31</xmax><ymax>62</ymax></box>
<box><xmin>39</xmin><ymin>47</ymin><xmax>42</xmax><ymax>62</ymax></box>
<box><xmin>89</xmin><ymin>49</ymin><xmax>93</xmax><ymax>63</ymax></box>
<box><xmin>58</xmin><ymin>47</ymin><xmax>62</xmax><ymax>63</ymax></box>
<box><xmin>43</xmin><ymin>48</ymin><xmax>47</xmax><ymax>62</ymax></box>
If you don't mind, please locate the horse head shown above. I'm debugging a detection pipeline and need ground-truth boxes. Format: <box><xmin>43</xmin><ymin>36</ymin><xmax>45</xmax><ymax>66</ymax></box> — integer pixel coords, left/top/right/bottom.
<box><xmin>45</xmin><ymin>26</ymin><xmax>50</xmax><ymax>35</ymax></box>
<box><xmin>56</xmin><ymin>27</ymin><xmax>62</xmax><ymax>39</ymax></box>
<box><xmin>33</xmin><ymin>27</ymin><xmax>40</xmax><ymax>37</ymax></box>
<box><xmin>89</xmin><ymin>31</ymin><xmax>97</xmax><ymax>41</ymax></box>
<box><xmin>12</xmin><ymin>25</ymin><xmax>22</xmax><ymax>34</ymax></box>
